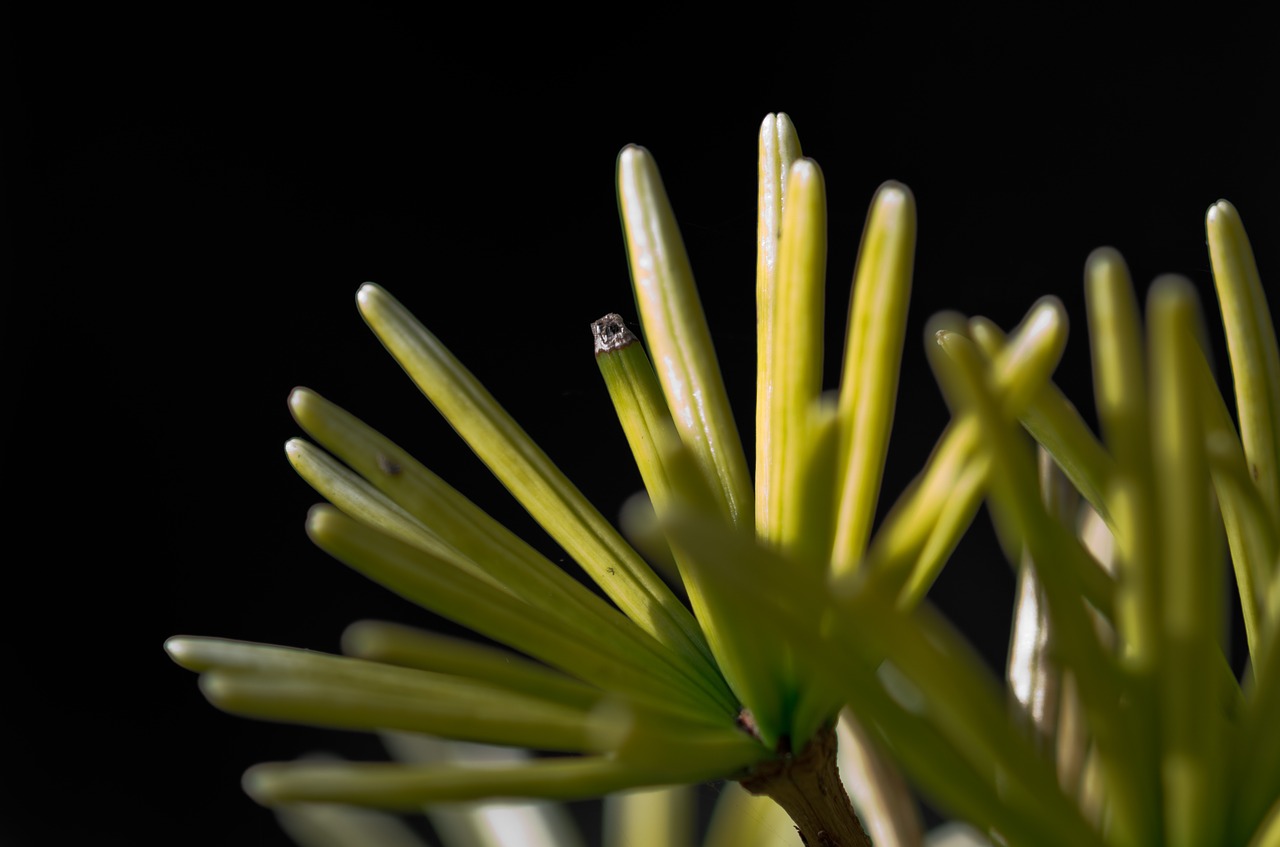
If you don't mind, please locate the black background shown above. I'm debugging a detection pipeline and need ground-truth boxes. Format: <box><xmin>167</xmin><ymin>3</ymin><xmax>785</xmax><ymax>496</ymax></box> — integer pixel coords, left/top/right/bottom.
<box><xmin>5</xmin><ymin>11</ymin><xmax>1278</xmax><ymax>846</ymax></box>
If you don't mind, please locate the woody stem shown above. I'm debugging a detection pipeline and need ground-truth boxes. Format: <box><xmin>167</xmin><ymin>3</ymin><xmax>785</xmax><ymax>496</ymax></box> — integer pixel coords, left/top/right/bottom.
<box><xmin>740</xmin><ymin>723</ymin><xmax>873</xmax><ymax>847</ymax></box>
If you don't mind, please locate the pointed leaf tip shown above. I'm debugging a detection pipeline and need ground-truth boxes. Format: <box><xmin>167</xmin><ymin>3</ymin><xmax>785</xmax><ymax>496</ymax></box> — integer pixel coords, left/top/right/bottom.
<box><xmin>305</xmin><ymin>503</ymin><xmax>343</xmax><ymax>541</ymax></box>
<box><xmin>288</xmin><ymin>386</ymin><xmax>317</xmax><ymax>419</ymax></box>
<box><xmin>242</xmin><ymin>763</ymin><xmax>279</xmax><ymax>806</ymax></box>
<box><xmin>1085</xmin><ymin>245</ymin><xmax>1128</xmax><ymax>278</ymax></box>
<box><xmin>618</xmin><ymin>144</ymin><xmax>648</xmax><ymax>164</ymax></box>
<box><xmin>789</xmin><ymin>158</ymin><xmax>820</xmax><ymax>184</ymax></box>
<box><xmin>873</xmin><ymin>180</ymin><xmax>914</xmax><ymax>208</ymax></box>
<box><xmin>1025</xmin><ymin>295</ymin><xmax>1068</xmax><ymax>340</ymax></box>
<box><xmin>356</xmin><ymin>282</ymin><xmax>395</xmax><ymax>320</ymax></box>
<box><xmin>165</xmin><ymin>635</ymin><xmax>196</xmax><ymax>668</ymax></box>
<box><xmin>284</xmin><ymin>436</ymin><xmax>306</xmax><ymax>459</ymax></box>
<box><xmin>1206</xmin><ymin>199</ymin><xmax>1237</xmax><ymax>225</ymax></box>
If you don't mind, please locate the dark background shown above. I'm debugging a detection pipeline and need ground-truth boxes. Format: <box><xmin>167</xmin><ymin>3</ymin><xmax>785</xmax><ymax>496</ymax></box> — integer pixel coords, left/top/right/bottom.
<box><xmin>5</xmin><ymin>11</ymin><xmax>1277</xmax><ymax>846</ymax></box>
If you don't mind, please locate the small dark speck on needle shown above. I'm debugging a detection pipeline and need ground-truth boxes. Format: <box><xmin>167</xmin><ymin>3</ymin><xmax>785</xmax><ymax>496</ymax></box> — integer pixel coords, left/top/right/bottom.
<box><xmin>376</xmin><ymin>453</ymin><xmax>402</xmax><ymax>476</ymax></box>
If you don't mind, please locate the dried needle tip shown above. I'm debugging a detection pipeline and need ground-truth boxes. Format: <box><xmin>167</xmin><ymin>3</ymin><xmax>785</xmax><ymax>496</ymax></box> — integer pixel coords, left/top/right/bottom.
<box><xmin>593</xmin><ymin>313</ymin><xmax>638</xmax><ymax>355</ymax></box>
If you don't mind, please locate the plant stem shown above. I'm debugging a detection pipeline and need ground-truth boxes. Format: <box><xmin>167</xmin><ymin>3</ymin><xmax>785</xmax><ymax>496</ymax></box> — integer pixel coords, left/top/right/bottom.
<box><xmin>740</xmin><ymin>724</ymin><xmax>872</xmax><ymax>847</ymax></box>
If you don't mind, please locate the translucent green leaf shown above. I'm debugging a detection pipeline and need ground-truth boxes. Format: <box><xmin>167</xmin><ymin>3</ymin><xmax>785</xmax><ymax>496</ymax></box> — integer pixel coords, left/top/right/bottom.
<box><xmin>306</xmin><ymin>505</ymin><xmax>729</xmax><ymax>723</ymax></box>
<box><xmin>290</xmin><ymin>388</ymin><xmax>711</xmax><ymax>701</ymax></box>
<box><xmin>616</xmin><ymin>145</ymin><xmax>754</xmax><ymax>529</ymax></box>
<box><xmin>760</xmin><ymin>158</ymin><xmax>826</xmax><ymax>556</ymax></box>
<box><xmin>1207</xmin><ymin>201</ymin><xmax>1280</xmax><ymax>526</ymax></box>
<box><xmin>755</xmin><ymin>112</ymin><xmax>803</xmax><ymax>539</ymax></box>
<box><xmin>1148</xmin><ymin>277</ymin><xmax>1227</xmax><ymax>846</ymax></box>
<box><xmin>245</xmin><ymin>756</ymin><xmax>671</xmax><ymax>809</ymax></box>
<box><xmin>341</xmin><ymin>620</ymin><xmax>600</xmax><ymax>711</ymax></box>
<box><xmin>356</xmin><ymin>284</ymin><xmax>721</xmax><ymax>691</ymax></box>
<box><xmin>168</xmin><ymin>637</ymin><xmax>608</xmax><ymax>752</ymax></box>
<box><xmin>932</xmin><ymin>328</ymin><xmax>1156</xmax><ymax>845</ymax></box>
<box><xmin>831</xmin><ymin>182</ymin><xmax>916</xmax><ymax>574</ymax></box>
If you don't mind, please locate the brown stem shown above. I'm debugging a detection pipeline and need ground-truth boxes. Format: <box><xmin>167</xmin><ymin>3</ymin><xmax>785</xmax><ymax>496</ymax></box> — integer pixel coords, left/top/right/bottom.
<box><xmin>739</xmin><ymin>723</ymin><xmax>873</xmax><ymax>847</ymax></box>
